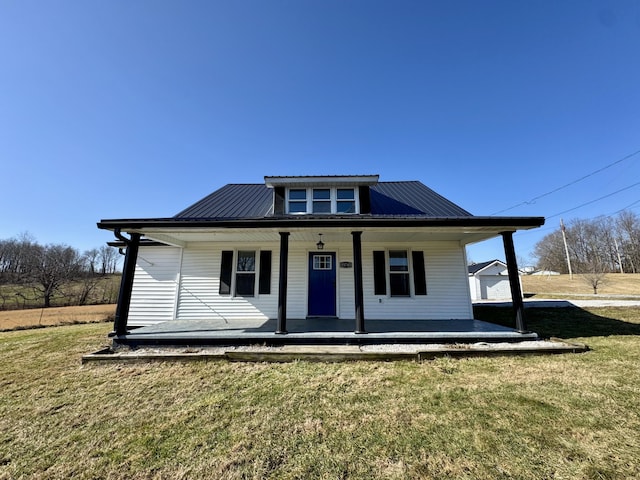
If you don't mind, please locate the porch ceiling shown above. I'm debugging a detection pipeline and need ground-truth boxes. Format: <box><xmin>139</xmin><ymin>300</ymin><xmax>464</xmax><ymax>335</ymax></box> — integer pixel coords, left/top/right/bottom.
<box><xmin>136</xmin><ymin>226</ymin><xmax>520</xmax><ymax>247</ymax></box>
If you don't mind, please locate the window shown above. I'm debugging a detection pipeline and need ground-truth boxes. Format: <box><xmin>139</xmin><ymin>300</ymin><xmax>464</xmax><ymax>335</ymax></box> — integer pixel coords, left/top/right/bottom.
<box><xmin>312</xmin><ymin>189</ymin><xmax>331</xmax><ymax>213</ymax></box>
<box><xmin>337</xmin><ymin>188</ymin><xmax>356</xmax><ymax>213</ymax></box>
<box><xmin>286</xmin><ymin>187</ymin><xmax>358</xmax><ymax>214</ymax></box>
<box><xmin>372</xmin><ymin>250</ymin><xmax>427</xmax><ymax>297</ymax></box>
<box><xmin>219</xmin><ymin>250</ymin><xmax>272</xmax><ymax>297</ymax></box>
<box><xmin>235</xmin><ymin>251</ymin><xmax>256</xmax><ymax>296</ymax></box>
<box><xmin>288</xmin><ymin>189</ymin><xmax>307</xmax><ymax>214</ymax></box>
<box><xmin>389</xmin><ymin>250</ymin><xmax>410</xmax><ymax>296</ymax></box>
<box><xmin>313</xmin><ymin>254</ymin><xmax>332</xmax><ymax>270</ymax></box>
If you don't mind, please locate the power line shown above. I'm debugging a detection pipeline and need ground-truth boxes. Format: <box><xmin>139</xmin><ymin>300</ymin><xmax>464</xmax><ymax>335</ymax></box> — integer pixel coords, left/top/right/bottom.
<box><xmin>546</xmin><ymin>181</ymin><xmax>640</xmax><ymax>220</ymax></box>
<box><xmin>491</xmin><ymin>148</ymin><xmax>640</xmax><ymax>215</ymax></box>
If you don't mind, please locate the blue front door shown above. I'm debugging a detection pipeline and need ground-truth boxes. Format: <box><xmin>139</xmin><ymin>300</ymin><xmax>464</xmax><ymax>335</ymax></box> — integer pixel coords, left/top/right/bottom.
<box><xmin>308</xmin><ymin>252</ymin><xmax>336</xmax><ymax>316</ymax></box>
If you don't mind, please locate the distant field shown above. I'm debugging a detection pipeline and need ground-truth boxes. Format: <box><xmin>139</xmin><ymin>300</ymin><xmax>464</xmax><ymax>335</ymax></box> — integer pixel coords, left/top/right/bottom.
<box><xmin>0</xmin><ymin>274</ymin><xmax>120</xmax><ymax>310</ymax></box>
<box><xmin>0</xmin><ymin>304</ymin><xmax>115</xmax><ymax>331</ymax></box>
<box><xmin>522</xmin><ymin>273</ymin><xmax>640</xmax><ymax>297</ymax></box>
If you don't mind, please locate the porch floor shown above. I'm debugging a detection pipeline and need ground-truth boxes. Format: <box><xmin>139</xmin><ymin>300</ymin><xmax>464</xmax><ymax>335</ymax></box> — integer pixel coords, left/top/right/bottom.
<box><xmin>114</xmin><ymin>318</ymin><xmax>538</xmax><ymax>346</ymax></box>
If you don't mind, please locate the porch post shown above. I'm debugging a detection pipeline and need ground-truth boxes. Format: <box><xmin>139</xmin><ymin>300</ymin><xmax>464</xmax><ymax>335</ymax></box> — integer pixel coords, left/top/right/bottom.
<box><xmin>114</xmin><ymin>232</ymin><xmax>140</xmax><ymax>336</ymax></box>
<box><xmin>276</xmin><ymin>232</ymin><xmax>290</xmax><ymax>334</ymax></box>
<box><xmin>501</xmin><ymin>231</ymin><xmax>527</xmax><ymax>332</ymax></box>
<box><xmin>352</xmin><ymin>231</ymin><xmax>366</xmax><ymax>334</ymax></box>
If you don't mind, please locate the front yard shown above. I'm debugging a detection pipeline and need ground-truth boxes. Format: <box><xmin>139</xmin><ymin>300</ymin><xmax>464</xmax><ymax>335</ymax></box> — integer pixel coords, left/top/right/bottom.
<box><xmin>0</xmin><ymin>307</ymin><xmax>639</xmax><ymax>479</ymax></box>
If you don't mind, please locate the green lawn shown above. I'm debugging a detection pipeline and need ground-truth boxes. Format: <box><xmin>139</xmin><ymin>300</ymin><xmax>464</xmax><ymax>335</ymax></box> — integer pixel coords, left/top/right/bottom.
<box><xmin>1</xmin><ymin>308</ymin><xmax>639</xmax><ymax>479</ymax></box>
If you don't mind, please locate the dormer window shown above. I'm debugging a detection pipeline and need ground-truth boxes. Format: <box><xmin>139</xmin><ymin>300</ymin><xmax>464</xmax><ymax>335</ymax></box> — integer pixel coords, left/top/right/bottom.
<box><xmin>312</xmin><ymin>189</ymin><xmax>331</xmax><ymax>213</ymax></box>
<box><xmin>287</xmin><ymin>187</ymin><xmax>358</xmax><ymax>214</ymax></box>
<box><xmin>288</xmin><ymin>189</ymin><xmax>307</xmax><ymax>213</ymax></box>
<box><xmin>336</xmin><ymin>188</ymin><xmax>356</xmax><ymax>213</ymax></box>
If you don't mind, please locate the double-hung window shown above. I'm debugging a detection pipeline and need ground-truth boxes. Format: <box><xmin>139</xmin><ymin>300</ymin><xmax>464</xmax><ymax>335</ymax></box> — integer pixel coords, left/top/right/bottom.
<box><xmin>235</xmin><ymin>251</ymin><xmax>256</xmax><ymax>296</ymax></box>
<box><xmin>372</xmin><ymin>250</ymin><xmax>427</xmax><ymax>297</ymax></box>
<box><xmin>219</xmin><ymin>250</ymin><xmax>272</xmax><ymax>297</ymax></box>
<box><xmin>288</xmin><ymin>189</ymin><xmax>307</xmax><ymax>214</ymax></box>
<box><xmin>312</xmin><ymin>189</ymin><xmax>331</xmax><ymax>213</ymax></box>
<box><xmin>388</xmin><ymin>250</ymin><xmax>410</xmax><ymax>296</ymax></box>
<box><xmin>336</xmin><ymin>188</ymin><xmax>356</xmax><ymax>213</ymax></box>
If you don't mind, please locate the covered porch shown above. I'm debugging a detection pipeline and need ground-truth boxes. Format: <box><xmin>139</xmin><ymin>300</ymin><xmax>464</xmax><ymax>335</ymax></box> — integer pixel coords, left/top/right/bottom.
<box><xmin>107</xmin><ymin>221</ymin><xmax>535</xmax><ymax>339</ymax></box>
<box><xmin>111</xmin><ymin>317</ymin><xmax>538</xmax><ymax>347</ymax></box>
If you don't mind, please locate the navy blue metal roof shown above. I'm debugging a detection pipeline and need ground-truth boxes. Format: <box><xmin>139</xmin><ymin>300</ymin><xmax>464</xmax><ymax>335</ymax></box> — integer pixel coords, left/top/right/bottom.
<box><xmin>175</xmin><ymin>184</ymin><xmax>273</xmax><ymax>218</ymax></box>
<box><xmin>370</xmin><ymin>182</ymin><xmax>471</xmax><ymax>217</ymax></box>
<box><xmin>174</xmin><ymin>181</ymin><xmax>472</xmax><ymax>219</ymax></box>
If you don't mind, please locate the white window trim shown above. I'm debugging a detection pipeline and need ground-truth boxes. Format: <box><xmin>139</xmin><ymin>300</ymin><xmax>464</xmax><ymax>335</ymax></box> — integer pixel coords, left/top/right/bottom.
<box><xmin>229</xmin><ymin>248</ymin><xmax>263</xmax><ymax>298</ymax></box>
<box><xmin>286</xmin><ymin>187</ymin><xmax>359</xmax><ymax>214</ymax></box>
<box><xmin>385</xmin><ymin>248</ymin><xmax>416</xmax><ymax>298</ymax></box>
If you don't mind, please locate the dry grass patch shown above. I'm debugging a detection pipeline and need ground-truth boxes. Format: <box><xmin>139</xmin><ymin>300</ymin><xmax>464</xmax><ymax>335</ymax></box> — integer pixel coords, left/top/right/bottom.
<box><xmin>522</xmin><ymin>273</ymin><xmax>640</xmax><ymax>297</ymax></box>
<box><xmin>1</xmin><ymin>308</ymin><xmax>640</xmax><ymax>479</ymax></box>
<box><xmin>0</xmin><ymin>304</ymin><xmax>115</xmax><ymax>331</ymax></box>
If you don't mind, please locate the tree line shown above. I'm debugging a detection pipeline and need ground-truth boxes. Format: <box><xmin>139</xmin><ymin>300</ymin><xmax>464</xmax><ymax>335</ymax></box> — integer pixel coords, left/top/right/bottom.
<box><xmin>534</xmin><ymin>210</ymin><xmax>640</xmax><ymax>275</ymax></box>
<box><xmin>0</xmin><ymin>234</ymin><xmax>120</xmax><ymax>310</ymax></box>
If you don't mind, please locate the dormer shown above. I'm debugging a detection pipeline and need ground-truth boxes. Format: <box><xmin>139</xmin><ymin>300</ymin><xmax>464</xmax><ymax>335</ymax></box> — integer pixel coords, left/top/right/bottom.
<box><xmin>265</xmin><ymin>175</ymin><xmax>379</xmax><ymax>216</ymax></box>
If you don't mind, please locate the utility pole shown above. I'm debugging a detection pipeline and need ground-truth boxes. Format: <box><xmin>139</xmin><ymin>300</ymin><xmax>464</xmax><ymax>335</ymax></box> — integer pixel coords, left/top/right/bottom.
<box><xmin>614</xmin><ymin>237</ymin><xmax>624</xmax><ymax>274</ymax></box>
<box><xmin>560</xmin><ymin>218</ymin><xmax>573</xmax><ymax>280</ymax></box>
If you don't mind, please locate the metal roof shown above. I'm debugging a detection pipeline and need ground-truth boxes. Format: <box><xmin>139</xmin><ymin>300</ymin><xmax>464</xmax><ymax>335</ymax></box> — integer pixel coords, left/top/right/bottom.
<box><xmin>175</xmin><ymin>184</ymin><xmax>273</xmax><ymax>218</ymax></box>
<box><xmin>174</xmin><ymin>181</ymin><xmax>472</xmax><ymax>219</ymax></box>
<box><xmin>370</xmin><ymin>182</ymin><xmax>471</xmax><ymax>217</ymax></box>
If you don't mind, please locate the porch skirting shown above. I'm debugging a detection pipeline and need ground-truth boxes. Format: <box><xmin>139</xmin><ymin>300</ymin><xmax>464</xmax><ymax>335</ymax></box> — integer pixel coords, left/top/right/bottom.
<box><xmin>112</xmin><ymin>318</ymin><xmax>538</xmax><ymax>347</ymax></box>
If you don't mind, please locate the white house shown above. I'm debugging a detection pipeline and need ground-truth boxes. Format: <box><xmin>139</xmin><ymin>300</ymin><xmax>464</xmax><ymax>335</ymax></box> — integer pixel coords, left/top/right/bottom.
<box><xmin>468</xmin><ymin>260</ymin><xmax>515</xmax><ymax>301</ymax></box>
<box><xmin>98</xmin><ymin>175</ymin><xmax>544</xmax><ymax>342</ymax></box>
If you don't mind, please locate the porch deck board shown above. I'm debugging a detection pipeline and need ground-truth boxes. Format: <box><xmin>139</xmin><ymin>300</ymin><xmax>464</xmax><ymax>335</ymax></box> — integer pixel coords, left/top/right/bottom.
<box><xmin>115</xmin><ymin>318</ymin><xmax>538</xmax><ymax>346</ymax></box>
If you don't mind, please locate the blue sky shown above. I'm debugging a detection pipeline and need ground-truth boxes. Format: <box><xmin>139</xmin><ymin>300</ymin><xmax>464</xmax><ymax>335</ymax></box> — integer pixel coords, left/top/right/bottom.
<box><xmin>1</xmin><ymin>0</ymin><xmax>639</xmax><ymax>265</ymax></box>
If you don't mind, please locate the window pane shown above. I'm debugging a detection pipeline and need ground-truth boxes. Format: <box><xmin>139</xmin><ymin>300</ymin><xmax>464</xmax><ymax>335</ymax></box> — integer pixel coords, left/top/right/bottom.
<box><xmin>313</xmin><ymin>201</ymin><xmax>331</xmax><ymax>213</ymax></box>
<box><xmin>237</xmin><ymin>251</ymin><xmax>255</xmax><ymax>272</ymax></box>
<box><xmin>390</xmin><ymin>273</ymin><xmax>410</xmax><ymax>296</ymax></box>
<box><xmin>313</xmin><ymin>188</ymin><xmax>330</xmax><ymax>200</ymax></box>
<box><xmin>235</xmin><ymin>273</ymin><xmax>255</xmax><ymax>296</ymax></box>
<box><xmin>289</xmin><ymin>201</ymin><xmax>307</xmax><ymax>213</ymax></box>
<box><xmin>337</xmin><ymin>188</ymin><xmax>354</xmax><ymax>200</ymax></box>
<box><xmin>389</xmin><ymin>251</ymin><xmax>408</xmax><ymax>271</ymax></box>
<box><xmin>313</xmin><ymin>255</ymin><xmax>332</xmax><ymax>270</ymax></box>
<box><xmin>337</xmin><ymin>201</ymin><xmax>355</xmax><ymax>213</ymax></box>
<box><xmin>289</xmin><ymin>189</ymin><xmax>306</xmax><ymax>200</ymax></box>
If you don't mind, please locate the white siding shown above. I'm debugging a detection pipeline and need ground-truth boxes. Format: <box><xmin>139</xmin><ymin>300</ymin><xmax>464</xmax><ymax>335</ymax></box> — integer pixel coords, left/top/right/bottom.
<box><xmin>176</xmin><ymin>243</ymin><xmax>278</xmax><ymax>321</ymax></box>
<box><xmin>286</xmin><ymin>242</ymin><xmax>356</xmax><ymax>319</ymax></box>
<box><xmin>129</xmin><ymin>239</ymin><xmax>475</xmax><ymax>324</ymax></box>
<box><xmin>362</xmin><ymin>241</ymin><xmax>473</xmax><ymax>319</ymax></box>
<box><xmin>129</xmin><ymin>246</ymin><xmax>181</xmax><ymax>326</ymax></box>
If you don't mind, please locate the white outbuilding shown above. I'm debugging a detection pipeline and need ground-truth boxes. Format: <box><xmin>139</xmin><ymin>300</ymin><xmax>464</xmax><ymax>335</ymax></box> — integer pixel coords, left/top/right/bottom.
<box><xmin>468</xmin><ymin>260</ymin><xmax>515</xmax><ymax>301</ymax></box>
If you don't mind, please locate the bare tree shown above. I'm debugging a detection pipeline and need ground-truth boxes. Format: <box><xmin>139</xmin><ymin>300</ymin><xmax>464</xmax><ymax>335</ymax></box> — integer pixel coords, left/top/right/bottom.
<box><xmin>28</xmin><ymin>244</ymin><xmax>84</xmax><ymax>307</ymax></box>
<box><xmin>581</xmin><ymin>259</ymin><xmax>608</xmax><ymax>294</ymax></box>
<box><xmin>98</xmin><ymin>245</ymin><xmax>119</xmax><ymax>275</ymax></box>
<box><xmin>534</xmin><ymin>230</ymin><xmax>568</xmax><ymax>273</ymax></box>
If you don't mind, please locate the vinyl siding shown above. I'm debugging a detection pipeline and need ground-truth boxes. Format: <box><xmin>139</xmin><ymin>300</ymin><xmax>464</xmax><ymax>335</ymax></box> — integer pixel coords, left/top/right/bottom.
<box><xmin>176</xmin><ymin>243</ymin><xmax>278</xmax><ymax>321</ymax></box>
<box><xmin>362</xmin><ymin>241</ymin><xmax>473</xmax><ymax>319</ymax></box>
<box><xmin>129</xmin><ymin>240</ymin><xmax>474</xmax><ymax>325</ymax></box>
<box><xmin>129</xmin><ymin>246</ymin><xmax>181</xmax><ymax>326</ymax></box>
<box><xmin>285</xmin><ymin>242</ymin><xmax>356</xmax><ymax>319</ymax></box>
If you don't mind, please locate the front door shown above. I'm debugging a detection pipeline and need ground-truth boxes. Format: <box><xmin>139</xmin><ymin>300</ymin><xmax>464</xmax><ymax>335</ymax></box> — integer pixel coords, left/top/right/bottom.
<box><xmin>308</xmin><ymin>252</ymin><xmax>336</xmax><ymax>316</ymax></box>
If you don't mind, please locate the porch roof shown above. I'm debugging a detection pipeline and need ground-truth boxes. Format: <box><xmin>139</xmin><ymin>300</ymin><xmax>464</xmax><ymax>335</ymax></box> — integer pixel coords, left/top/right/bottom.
<box><xmin>98</xmin><ymin>215</ymin><xmax>544</xmax><ymax>247</ymax></box>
